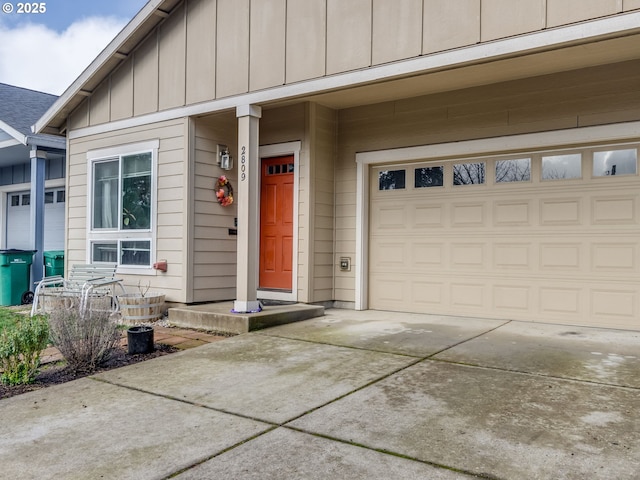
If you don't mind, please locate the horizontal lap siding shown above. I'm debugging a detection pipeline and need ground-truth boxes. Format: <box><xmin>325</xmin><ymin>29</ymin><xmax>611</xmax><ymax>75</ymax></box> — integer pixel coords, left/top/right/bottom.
<box><xmin>75</xmin><ymin>1</ymin><xmax>640</xmax><ymax>129</ymax></box>
<box><xmin>67</xmin><ymin>119</ymin><xmax>188</xmax><ymax>301</ymax></box>
<box><xmin>312</xmin><ymin>104</ymin><xmax>337</xmax><ymax>303</ymax></box>
<box><xmin>334</xmin><ymin>60</ymin><xmax>640</xmax><ymax>303</ymax></box>
<box><xmin>193</xmin><ymin>113</ymin><xmax>238</xmax><ymax>302</ymax></box>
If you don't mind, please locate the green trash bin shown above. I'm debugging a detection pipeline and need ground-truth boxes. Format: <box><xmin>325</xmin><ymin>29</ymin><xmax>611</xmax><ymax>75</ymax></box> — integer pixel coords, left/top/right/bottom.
<box><xmin>0</xmin><ymin>249</ymin><xmax>36</xmax><ymax>306</ymax></box>
<box><xmin>44</xmin><ymin>250</ymin><xmax>65</xmax><ymax>277</ymax></box>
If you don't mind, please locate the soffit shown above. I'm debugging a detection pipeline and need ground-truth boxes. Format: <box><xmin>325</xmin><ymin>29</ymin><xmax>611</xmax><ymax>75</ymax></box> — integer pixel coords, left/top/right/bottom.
<box><xmin>295</xmin><ymin>33</ymin><xmax>640</xmax><ymax>110</ymax></box>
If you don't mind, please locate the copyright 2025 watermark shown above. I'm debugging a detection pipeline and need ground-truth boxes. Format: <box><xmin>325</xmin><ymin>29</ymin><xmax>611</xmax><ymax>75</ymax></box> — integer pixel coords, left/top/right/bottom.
<box><xmin>2</xmin><ymin>2</ymin><xmax>47</xmax><ymax>14</ymax></box>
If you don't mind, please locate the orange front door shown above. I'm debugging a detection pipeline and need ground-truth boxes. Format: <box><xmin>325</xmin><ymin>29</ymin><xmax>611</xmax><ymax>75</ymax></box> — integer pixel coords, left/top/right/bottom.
<box><xmin>260</xmin><ymin>156</ymin><xmax>294</xmax><ymax>290</ymax></box>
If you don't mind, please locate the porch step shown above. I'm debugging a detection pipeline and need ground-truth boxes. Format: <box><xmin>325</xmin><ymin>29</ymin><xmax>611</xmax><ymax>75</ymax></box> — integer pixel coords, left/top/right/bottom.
<box><xmin>167</xmin><ymin>301</ymin><xmax>324</xmax><ymax>335</ymax></box>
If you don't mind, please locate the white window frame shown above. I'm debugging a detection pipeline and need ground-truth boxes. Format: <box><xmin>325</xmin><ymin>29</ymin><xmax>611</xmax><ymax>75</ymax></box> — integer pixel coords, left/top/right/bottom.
<box><xmin>86</xmin><ymin>140</ymin><xmax>159</xmax><ymax>274</ymax></box>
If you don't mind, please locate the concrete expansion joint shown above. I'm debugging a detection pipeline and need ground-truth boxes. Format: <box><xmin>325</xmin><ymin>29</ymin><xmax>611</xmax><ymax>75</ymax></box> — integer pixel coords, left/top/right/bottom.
<box><xmin>90</xmin><ymin>375</ymin><xmax>294</xmax><ymax>426</ymax></box>
<box><xmin>162</xmin><ymin>426</ymin><xmax>279</xmax><ymax>480</ymax></box>
<box><xmin>281</xmin><ymin>424</ymin><xmax>504</xmax><ymax>480</ymax></box>
<box><xmin>422</xmin><ymin>357</ymin><xmax>640</xmax><ymax>392</ymax></box>
<box><xmin>415</xmin><ymin>320</ymin><xmax>514</xmax><ymax>361</ymax></box>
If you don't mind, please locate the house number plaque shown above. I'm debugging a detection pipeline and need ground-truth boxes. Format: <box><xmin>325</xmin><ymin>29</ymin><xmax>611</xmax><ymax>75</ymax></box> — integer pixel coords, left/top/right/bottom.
<box><xmin>240</xmin><ymin>145</ymin><xmax>247</xmax><ymax>181</ymax></box>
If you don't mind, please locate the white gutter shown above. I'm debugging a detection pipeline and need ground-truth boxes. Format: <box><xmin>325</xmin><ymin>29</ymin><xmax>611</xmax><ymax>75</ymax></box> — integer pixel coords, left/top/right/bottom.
<box><xmin>25</xmin><ymin>135</ymin><xmax>66</xmax><ymax>150</ymax></box>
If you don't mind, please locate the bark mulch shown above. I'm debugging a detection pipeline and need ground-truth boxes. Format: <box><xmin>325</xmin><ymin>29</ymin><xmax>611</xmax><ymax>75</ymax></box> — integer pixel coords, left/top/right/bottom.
<box><xmin>0</xmin><ymin>343</ymin><xmax>178</xmax><ymax>400</ymax></box>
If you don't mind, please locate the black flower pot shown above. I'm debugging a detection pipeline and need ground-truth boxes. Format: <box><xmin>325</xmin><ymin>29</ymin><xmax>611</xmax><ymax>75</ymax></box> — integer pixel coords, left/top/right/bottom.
<box><xmin>127</xmin><ymin>325</ymin><xmax>154</xmax><ymax>354</ymax></box>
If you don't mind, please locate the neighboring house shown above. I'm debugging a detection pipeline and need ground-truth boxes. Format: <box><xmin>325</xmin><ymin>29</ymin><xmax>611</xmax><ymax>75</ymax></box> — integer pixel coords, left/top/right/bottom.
<box><xmin>35</xmin><ymin>0</ymin><xmax>640</xmax><ymax>330</ymax></box>
<box><xmin>0</xmin><ymin>83</ymin><xmax>66</xmax><ymax>283</ymax></box>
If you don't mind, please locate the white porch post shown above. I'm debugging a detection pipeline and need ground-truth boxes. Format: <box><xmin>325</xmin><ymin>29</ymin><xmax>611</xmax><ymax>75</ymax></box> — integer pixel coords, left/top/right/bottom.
<box><xmin>29</xmin><ymin>148</ymin><xmax>46</xmax><ymax>285</ymax></box>
<box><xmin>234</xmin><ymin>105</ymin><xmax>262</xmax><ymax>313</ymax></box>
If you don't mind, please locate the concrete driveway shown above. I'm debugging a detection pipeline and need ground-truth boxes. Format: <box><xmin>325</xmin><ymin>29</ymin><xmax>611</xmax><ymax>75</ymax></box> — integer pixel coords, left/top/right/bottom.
<box><xmin>1</xmin><ymin>309</ymin><xmax>639</xmax><ymax>479</ymax></box>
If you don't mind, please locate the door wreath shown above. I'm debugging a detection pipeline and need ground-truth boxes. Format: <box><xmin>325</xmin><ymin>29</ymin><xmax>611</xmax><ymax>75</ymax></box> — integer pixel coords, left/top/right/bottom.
<box><xmin>215</xmin><ymin>175</ymin><xmax>234</xmax><ymax>207</ymax></box>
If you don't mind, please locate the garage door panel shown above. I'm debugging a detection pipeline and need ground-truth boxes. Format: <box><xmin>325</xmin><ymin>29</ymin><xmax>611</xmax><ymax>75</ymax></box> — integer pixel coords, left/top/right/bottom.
<box><xmin>411</xmin><ymin>281</ymin><xmax>443</xmax><ymax>306</ymax></box>
<box><xmin>451</xmin><ymin>203</ymin><xmax>485</xmax><ymax>227</ymax></box>
<box><xmin>540</xmin><ymin>198</ymin><xmax>582</xmax><ymax>225</ymax></box>
<box><xmin>6</xmin><ymin>188</ymin><xmax>65</xmax><ymax>250</ymax></box>
<box><xmin>369</xmin><ymin>276</ymin><xmax>407</xmax><ymax>305</ymax></box>
<box><xmin>592</xmin><ymin>243</ymin><xmax>637</xmax><ymax>271</ymax></box>
<box><xmin>591</xmin><ymin>195</ymin><xmax>637</xmax><ymax>224</ymax></box>
<box><xmin>451</xmin><ymin>283</ymin><xmax>486</xmax><ymax>308</ymax></box>
<box><xmin>372</xmin><ymin>204</ymin><xmax>407</xmax><ymax>230</ymax></box>
<box><xmin>539</xmin><ymin>287</ymin><xmax>583</xmax><ymax>315</ymax></box>
<box><xmin>591</xmin><ymin>289</ymin><xmax>636</xmax><ymax>318</ymax></box>
<box><xmin>451</xmin><ymin>243</ymin><xmax>485</xmax><ymax>268</ymax></box>
<box><xmin>370</xmin><ymin>240</ymin><xmax>406</xmax><ymax>268</ymax></box>
<box><xmin>493</xmin><ymin>285</ymin><xmax>531</xmax><ymax>311</ymax></box>
<box><xmin>494</xmin><ymin>243</ymin><xmax>532</xmax><ymax>269</ymax></box>
<box><xmin>370</xmin><ymin>149</ymin><xmax>640</xmax><ymax>329</ymax></box>
<box><xmin>540</xmin><ymin>243</ymin><xmax>582</xmax><ymax>270</ymax></box>
<box><xmin>413</xmin><ymin>204</ymin><xmax>444</xmax><ymax>227</ymax></box>
<box><xmin>412</xmin><ymin>242</ymin><xmax>445</xmax><ymax>267</ymax></box>
<box><xmin>494</xmin><ymin>200</ymin><xmax>531</xmax><ymax>226</ymax></box>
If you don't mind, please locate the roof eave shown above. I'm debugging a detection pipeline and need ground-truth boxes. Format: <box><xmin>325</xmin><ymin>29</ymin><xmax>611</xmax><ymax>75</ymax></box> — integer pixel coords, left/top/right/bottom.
<box><xmin>0</xmin><ymin>119</ymin><xmax>27</xmax><ymax>145</ymax></box>
<box><xmin>25</xmin><ymin>134</ymin><xmax>66</xmax><ymax>150</ymax></box>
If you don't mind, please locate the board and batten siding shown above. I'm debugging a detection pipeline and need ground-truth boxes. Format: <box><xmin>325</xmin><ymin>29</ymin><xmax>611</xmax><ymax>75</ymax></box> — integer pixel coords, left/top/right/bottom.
<box><xmin>192</xmin><ymin>113</ymin><xmax>238</xmax><ymax>303</ymax></box>
<box><xmin>68</xmin><ymin>0</ymin><xmax>640</xmax><ymax>131</ymax></box>
<box><xmin>334</xmin><ymin>59</ymin><xmax>640</xmax><ymax>304</ymax></box>
<box><xmin>66</xmin><ymin>118</ymin><xmax>189</xmax><ymax>302</ymax></box>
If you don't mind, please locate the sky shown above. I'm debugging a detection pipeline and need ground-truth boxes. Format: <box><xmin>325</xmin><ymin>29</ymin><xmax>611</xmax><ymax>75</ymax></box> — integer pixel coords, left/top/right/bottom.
<box><xmin>0</xmin><ymin>0</ymin><xmax>148</xmax><ymax>95</ymax></box>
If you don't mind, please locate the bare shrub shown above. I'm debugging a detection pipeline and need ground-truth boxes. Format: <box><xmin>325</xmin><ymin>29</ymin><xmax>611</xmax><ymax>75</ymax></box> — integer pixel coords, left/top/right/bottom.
<box><xmin>48</xmin><ymin>307</ymin><xmax>121</xmax><ymax>373</ymax></box>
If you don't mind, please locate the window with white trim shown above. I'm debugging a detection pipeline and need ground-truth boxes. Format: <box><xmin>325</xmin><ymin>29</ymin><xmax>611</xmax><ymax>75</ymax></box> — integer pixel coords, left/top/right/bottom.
<box><xmin>87</xmin><ymin>142</ymin><xmax>157</xmax><ymax>269</ymax></box>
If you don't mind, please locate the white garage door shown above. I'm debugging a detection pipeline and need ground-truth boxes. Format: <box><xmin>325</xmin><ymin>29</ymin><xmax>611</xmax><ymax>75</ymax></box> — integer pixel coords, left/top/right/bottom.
<box><xmin>369</xmin><ymin>145</ymin><xmax>640</xmax><ymax>330</ymax></box>
<box><xmin>6</xmin><ymin>189</ymin><xmax>65</xmax><ymax>251</ymax></box>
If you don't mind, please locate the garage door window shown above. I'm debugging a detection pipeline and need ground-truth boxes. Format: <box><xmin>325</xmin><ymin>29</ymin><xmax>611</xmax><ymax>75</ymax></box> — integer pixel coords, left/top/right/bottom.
<box><xmin>415</xmin><ymin>166</ymin><xmax>443</xmax><ymax>188</ymax></box>
<box><xmin>496</xmin><ymin>158</ymin><xmax>531</xmax><ymax>183</ymax></box>
<box><xmin>542</xmin><ymin>154</ymin><xmax>582</xmax><ymax>180</ymax></box>
<box><xmin>592</xmin><ymin>149</ymin><xmax>637</xmax><ymax>177</ymax></box>
<box><xmin>379</xmin><ymin>170</ymin><xmax>406</xmax><ymax>190</ymax></box>
<box><xmin>453</xmin><ymin>162</ymin><xmax>486</xmax><ymax>185</ymax></box>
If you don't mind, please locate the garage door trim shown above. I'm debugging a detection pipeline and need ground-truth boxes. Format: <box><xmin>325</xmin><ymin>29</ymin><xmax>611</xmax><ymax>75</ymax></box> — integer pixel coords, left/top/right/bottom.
<box><xmin>354</xmin><ymin>120</ymin><xmax>640</xmax><ymax>311</ymax></box>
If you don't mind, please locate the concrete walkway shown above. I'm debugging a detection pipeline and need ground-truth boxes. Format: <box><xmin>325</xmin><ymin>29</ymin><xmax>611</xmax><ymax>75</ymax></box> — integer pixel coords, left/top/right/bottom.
<box><xmin>1</xmin><ymin>309</ymin><xmax>639</xmax><ymax>479</ymax></box>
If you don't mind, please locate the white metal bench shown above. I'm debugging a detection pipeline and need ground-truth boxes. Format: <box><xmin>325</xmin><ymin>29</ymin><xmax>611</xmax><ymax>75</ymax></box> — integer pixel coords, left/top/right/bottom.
<box><xmin>31</xmin><ymin>263</ymin><xmax>125</xmax><ymax>316</ymax></box>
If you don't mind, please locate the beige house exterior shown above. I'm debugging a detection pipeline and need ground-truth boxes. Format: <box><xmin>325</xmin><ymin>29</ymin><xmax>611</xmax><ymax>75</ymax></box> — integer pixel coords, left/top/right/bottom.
<box><xmin>37</xmin><ymin>0</ymin><xmax>640</xmax><ymax>329</ymax></box>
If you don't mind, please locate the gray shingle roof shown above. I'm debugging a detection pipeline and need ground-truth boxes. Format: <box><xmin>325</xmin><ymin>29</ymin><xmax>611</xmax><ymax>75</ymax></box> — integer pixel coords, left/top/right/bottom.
<box><xmin>0</xmin><ymin>83</ymin><xmax>58</xmax><ymax>137</ymax></box>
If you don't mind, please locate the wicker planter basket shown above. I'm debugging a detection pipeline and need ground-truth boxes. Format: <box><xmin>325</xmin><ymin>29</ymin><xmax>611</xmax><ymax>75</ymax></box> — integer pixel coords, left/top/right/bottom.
<box><xmin>118</xmin><ymin>293</ymin><xmax>166</xmax><ymax>324</ymax></box>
